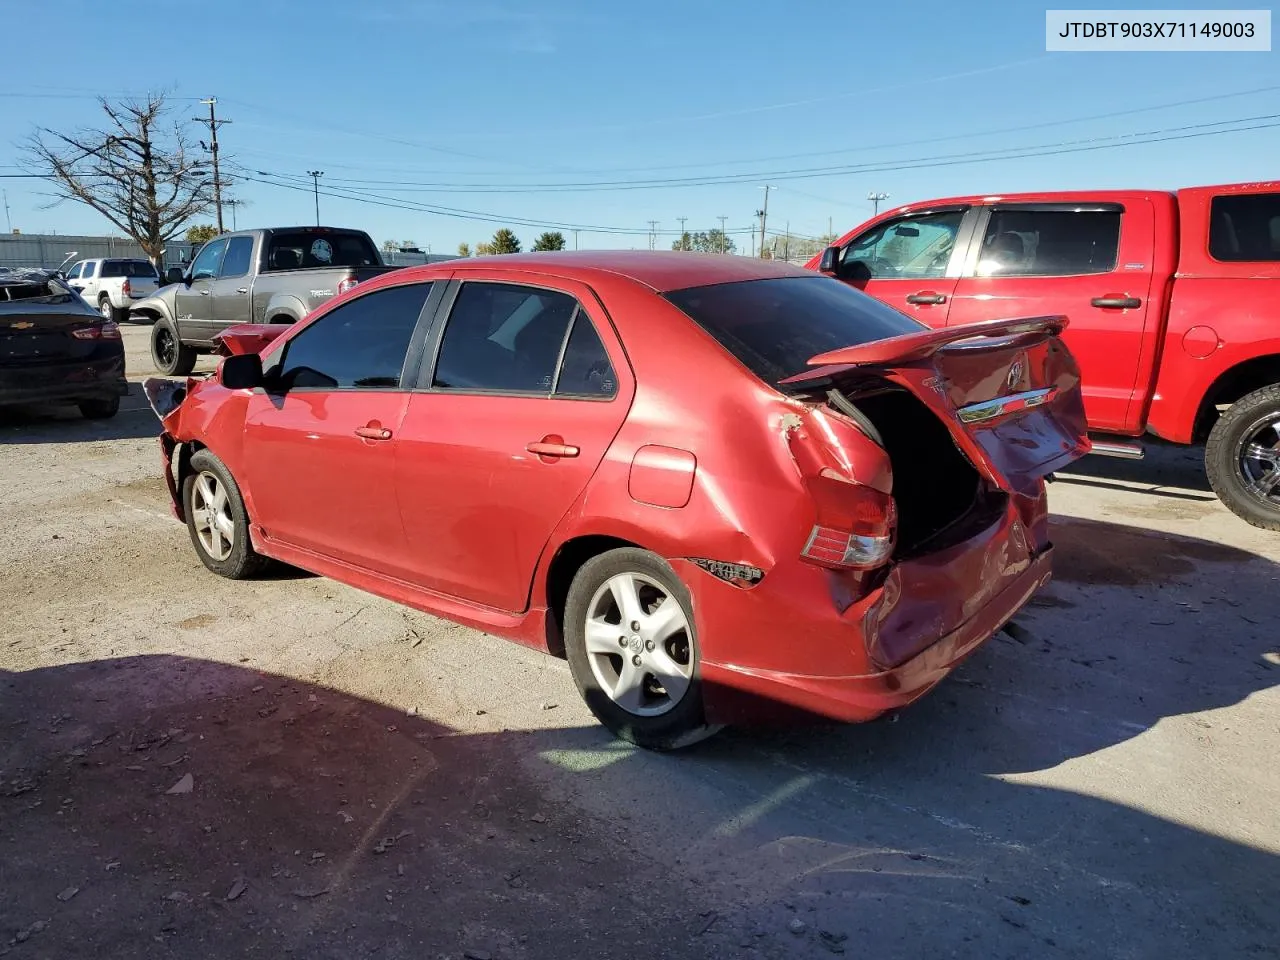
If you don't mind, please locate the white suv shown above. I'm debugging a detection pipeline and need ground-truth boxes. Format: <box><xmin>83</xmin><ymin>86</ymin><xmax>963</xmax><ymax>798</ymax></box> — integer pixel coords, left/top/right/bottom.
<box><xmin>66</xmin><ymin>258</ymin><xmax>161</xmax><ymax>322</ymax></box>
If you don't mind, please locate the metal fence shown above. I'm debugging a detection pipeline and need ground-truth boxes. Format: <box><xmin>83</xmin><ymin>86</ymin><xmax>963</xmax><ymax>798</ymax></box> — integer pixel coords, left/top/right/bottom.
<box><xmin>0</xmin><ymin>233</ymin><xmax>197</xmax><ymax>271</ymax></box>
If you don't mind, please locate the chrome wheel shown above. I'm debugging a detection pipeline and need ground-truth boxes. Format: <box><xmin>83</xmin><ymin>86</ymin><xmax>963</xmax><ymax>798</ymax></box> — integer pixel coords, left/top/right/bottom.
<box><xmin>584</xmin><ymin>572</ymin><xmax>694</xmax><ymax>718</ymax></box>
<box><xmin>99</xmin><ymin>299</ymin><xmax>113</xmax><ymax>320</ymax></box>
<box><xmin>191</xmin><ymin>471</ymin><xmax>234</xmax><ymax>562</ymax></box>
<box><xmin>1236</xmin><ymin>413</ymin><xmax>1280</xmax><ymax>505</ymax></box>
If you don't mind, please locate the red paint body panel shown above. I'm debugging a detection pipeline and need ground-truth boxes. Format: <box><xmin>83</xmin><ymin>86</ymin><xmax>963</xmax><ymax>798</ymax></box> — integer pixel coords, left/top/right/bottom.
<box><xmin>809</xmin><ymin>182</ymin><xmax>1280</xmax><ymax>445</ymax></box>
<box><xmin>155</xmin><ymin>252</ymin><xmax>1089</xmax><ymax>725</ymax></box>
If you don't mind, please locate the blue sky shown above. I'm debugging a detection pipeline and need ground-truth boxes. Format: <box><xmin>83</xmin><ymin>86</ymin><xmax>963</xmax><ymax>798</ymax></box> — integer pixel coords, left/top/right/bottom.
<box><xmin>1</xmin><ymin>0</ymin><xmax>1277</xmax><ymax>252</ymax></box>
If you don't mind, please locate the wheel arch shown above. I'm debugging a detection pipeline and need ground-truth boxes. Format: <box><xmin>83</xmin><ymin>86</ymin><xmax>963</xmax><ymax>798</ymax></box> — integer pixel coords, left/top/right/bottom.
<box><xmin>542</xmin><ymin>534</ymin><xmax>644</xmax><ymax>659</ymax></box>
<box><xmin>1192</xmin><ymin>354</ymin><xmax>1280</xmax><ymax>444</ymax></box>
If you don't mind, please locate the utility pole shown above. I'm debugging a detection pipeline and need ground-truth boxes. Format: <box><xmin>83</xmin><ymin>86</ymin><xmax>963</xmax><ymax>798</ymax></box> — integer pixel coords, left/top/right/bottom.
<box><xmin>717</xmin><ymin>215</ymin><xmax>728</xmax><ymax>253</ymax></box>
<box><xmin>868</xmin><ymin>191</ymin><xmax>889</xmax><ymax>216</ymax></box>
<box><xmin>308</xmin><ymin>170</ymin><xmax>324</xmax><ymax>226</ymax></box>
<box><xmin>2</xmin><ymin>190</ymin><xmax>10</xmax><ymax>234</ymax></box>
<box><xmin>756</xmin><ymin>185</ymin><xmax>771</xmax><ymax>259</ymax></box>
<box><xmin>783</xmin><ymin>221</ymin><xmax>790</xmax><ymax>261</ymax></box>
<box><xmin>572</xmin><ymin>229</ymin><xmax>579</xmax><ymax>251</ymax></box>
<box><xmin>828</xmin><ymin>216</ymin><xmax>833</xmax><ymax>239</ymax></box>
<box><xmin>225</xmin><ymin>199</ymin><xmax>240</xmax><ymax>231</ymax></box>
<box><xmin>195</xmin><ymin>98</ymin><xmax>230</xmax><ymax>233</ymax></box>
<box><xmin>647</xmin><ymin>220</ymin><xmax>658</xmax><ymax>251</ymax></box>
<box><xmin>677</xmin><ymin>216</ymin><xmax>687</xmax><ymax>250</ymax></box>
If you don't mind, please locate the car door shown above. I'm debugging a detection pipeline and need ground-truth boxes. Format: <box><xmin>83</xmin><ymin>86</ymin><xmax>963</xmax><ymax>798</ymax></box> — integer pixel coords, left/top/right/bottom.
<box><xmin>175</xmin><ymin>239</ymin><xmax>227</xmax><ymax>342</ymax></box>
<box><xmin>394</xmin><ymin>278</ymin><xmax>633</xmax><ymax>612</ymax></box>
<box><xmin>210</xmin><ymin>235</ymin><xmax>256</xmax><ymax>332</ymax></box>
<box><xmin>829</xmin><ymin>208</ymin><xmax>975</xmax><ymax>325</ymax></box>
<box><xmin>77</xmin><ymin>261</ymin><xmax>100</xmax><ymax>302</ymax></box>
<box><xmin>240</xmin><ymin>280</ymin><xmax>438</xmax><ymax>576</ymax></box>
<box><xmin>947</xmin><ymin>202</ymin><xmax>1157</xmax><ymax>433</ymax></box>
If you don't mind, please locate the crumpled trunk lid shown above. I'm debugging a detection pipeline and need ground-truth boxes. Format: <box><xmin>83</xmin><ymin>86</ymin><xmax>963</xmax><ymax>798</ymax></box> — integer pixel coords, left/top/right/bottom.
<box><xmin>783</xmin><ymin>315</ymin><xmax>1090</xmax><ymax>498</ymax></box>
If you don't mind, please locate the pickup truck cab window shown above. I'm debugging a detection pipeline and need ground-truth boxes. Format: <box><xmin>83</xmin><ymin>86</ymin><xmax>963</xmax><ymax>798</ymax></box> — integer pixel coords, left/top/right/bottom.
<box><xmin>266</xmin><ymin>230</ymin><xmax>380</xmax><ymax>271</ymax></box>
<box><xmin>190</xmin><ymin>240</ymin><xmax>228</xmax><ymax>281</ymax></box>
<box><xmin>975</xmin><ymin>207</ymin><xmax>1121</xmax><ymax>277</ymax></box>
<box><xmin>219</xmin><ymin>236</ymin><xmax>254</xmax><ymax>279</ymax></box>
<box><xmin>840</xmin><ymin>210</ymin><xmax>965</xmax><ymax>281</ymax></box>
<box><xmin>274</xmin><ymin>282</ymin><xmax>434</xmax><ymax>390</ymax></box>
<box><xmin>65</xmin><ymin>263</ymin><xmax>82</xmax><ymax>281</ymax></box>
<box><xmin>1209</xmin><ymin>192</ymin><xmax>1280</xmax><ymax>262</ymax></box>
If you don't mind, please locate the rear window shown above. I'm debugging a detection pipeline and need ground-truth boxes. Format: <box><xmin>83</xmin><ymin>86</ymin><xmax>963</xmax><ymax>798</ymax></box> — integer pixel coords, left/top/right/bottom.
<box><xmin>664</xmin><ymin>276</ymin><xmax>922</xmax><ymax>385</ymax></box>
<box><xmin>265</xmin><ymin>231</ymin><xmax>380</xmax><ymax>271</ymax></box>
<box><xmin>100</xmin><ymin>260</ymin><xmax>159</xmax><ymax>278</ymax></box>
<box><xmin>1209</xmin><ymin>193</ymin><xmax>1280</xmax><ymax>262</ymax></box>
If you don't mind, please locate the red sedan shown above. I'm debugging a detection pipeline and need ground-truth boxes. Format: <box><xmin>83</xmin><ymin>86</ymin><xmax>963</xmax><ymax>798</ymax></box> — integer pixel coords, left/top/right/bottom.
<box><xmin>145</xmin><ymin>252</ymin><xmax>1089</xmax><ymax>749</ymax></box>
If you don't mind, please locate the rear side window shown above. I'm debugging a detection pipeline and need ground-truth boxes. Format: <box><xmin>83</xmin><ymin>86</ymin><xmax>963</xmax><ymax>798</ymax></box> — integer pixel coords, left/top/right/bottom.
<box><xmin>1209</xmin><ymin>193</ymin><xmax>1280</xmax><ymax>262</ymax></box>
<box><xmin>664</xmin><ymin>276</ymin><xmax>922</xmax><ymax>386</ymax></box>
<box><xmin>976</xmin><ymin>208</ymin><xmax>1121</xmax><ymax>277</ymax></box>
<box><xmin>555</xmin><ymin>314</ymin><xmax>617</xmax><ymax>398</ymax></box>
<box><xmin>276</xmin><ymin>283</ymin><xmax>432</xmax><ymax>390</ymax></box>
<box><xmin>101</xmin><ymin>260</ymin><xmax>158</xmax><ymax>278</ymax></box>
<box><xmin>432</xmin><ymin>282</ymin><xmax>582</xmax><ymax>394</ymax></box>
<box><xmin>219</xmin><ymin>237</ymin><xmax>254</xmax><ymax>278</ymax></box>
<box><xmin>81</xmin><ymin>261</ymin><xmax>98</xmax><ymax>278</ymax></box>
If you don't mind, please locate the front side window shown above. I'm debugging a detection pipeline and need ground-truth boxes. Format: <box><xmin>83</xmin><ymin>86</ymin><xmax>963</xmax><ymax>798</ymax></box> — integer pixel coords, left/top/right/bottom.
<box><xmin>975</xmin><ymin>208</ymin><xmax>1121</xmax><ymax>277</ymax></box>
<box><xmin>66</xmin><ymin>263</ymin><xmax>82</xmax><ymax>280</ymax></box>
<box><xmin>432</xmin><ymin>282</ymin><xmax>581</xmax><ymax>393</ymax></box>
<box><xmin>841</xmin><ymin>210</ymin><xmax>965</xmax><ymax>280</ymax></box>
<box><xmin>1209</xmin><ymin>193</ymin><xmax>1280</xmax><ymax>262</ymax></box>
<box><xmin>190</xmin><ymin>240</ymin><xmax>228</xmax><ymax>281</ymax></box>
<box><xmin>275</xmin><ymin>282</ymin><xmax>432</xmax><ymax>390</ymax></box>
<box><xmin>665</xmin><ymin>276</ymin><xmax>922</xmax><ymax>386</ymax></box>
<box><xmin>219</xmin><ymin>237</ymin><xmax>254</xmax><ymax>278</ymax></box>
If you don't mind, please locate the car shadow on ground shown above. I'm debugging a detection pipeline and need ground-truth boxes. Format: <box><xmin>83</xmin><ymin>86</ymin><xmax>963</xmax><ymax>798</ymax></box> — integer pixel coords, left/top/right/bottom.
<box><xmin>0</xmin><ymin>383</ymin><xmax>161</xmax><ymax>445</ymax></box>
<box><xmin>1054</xmin><ymin>441</ymin><xmax>1215</xmax><ymax>498</ymax></box>
<box><xmin>2</xmin><ymin>516</ymin><xmax>1275</xmax><ymax>960</ymax></box>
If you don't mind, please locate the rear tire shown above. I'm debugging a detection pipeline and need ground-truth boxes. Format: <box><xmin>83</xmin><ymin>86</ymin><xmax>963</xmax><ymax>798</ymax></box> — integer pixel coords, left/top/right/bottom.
<box><xmin>182</xmin><ymin>450</ymin><xmax>270</xmax><ymax>580</ymax></box>
<box><xmin>563</xmin><ymin>548</ymin><xmax>720</xmax><ymax>750</ymax></box>
<box><xmin>97</xmin><ymin>295</ymin><xmax>125</xmax><ymax>325</ymax></box>
<box><xmin>1205</xmin><ymin>383</ymin><xmax>1280</xmax><ymax>531</ymax></box>
<box><xmin>78</xmin><ymin>396</ymin><xmax>120</xmax><ymax>420</ymax></box>
<box><xmin>151</xmin><ymin>319</ymin><xmax>197</xmax><ymax>377</ymax></box>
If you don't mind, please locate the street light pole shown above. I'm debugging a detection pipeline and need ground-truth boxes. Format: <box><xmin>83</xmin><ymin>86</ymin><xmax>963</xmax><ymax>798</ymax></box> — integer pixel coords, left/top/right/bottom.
<box><xmin>868</xmin><ymin>191</ymin><xmax>889</xmax><ymax>216</ymax></box>
<box><xmin>308</xmin><ymin>170</ymin><xmax>324</xmax><ymax>226</ymax></box>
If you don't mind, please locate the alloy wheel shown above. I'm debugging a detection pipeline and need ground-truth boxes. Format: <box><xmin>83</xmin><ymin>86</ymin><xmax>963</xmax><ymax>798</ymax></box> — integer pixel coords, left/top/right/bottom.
<box><xmin>584</xmin><ymin>572</ymin><xmax>694</xmax><ymax>717</ymax></box>
<box><xmin>99</xmin><ymin>299</ymin><xmax>113</xmax><ymax>320</ymax></box>
<box><xmin>156</xmin><ymin>328</ymin><xmax>176</xmax><ymax>369</ymax></box>
<box><xmin>191</xmin><ymin>471</ymin><xmax>234</xmax><ymax>562</ymax></box>
<box><xmin>1236</xmin><ymin>413</ymin><xmax>1280</xmax><ymax>505</ymax></box>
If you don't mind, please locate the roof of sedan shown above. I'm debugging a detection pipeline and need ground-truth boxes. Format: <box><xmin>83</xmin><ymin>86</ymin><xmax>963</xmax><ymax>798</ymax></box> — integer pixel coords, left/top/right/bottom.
<box><xmin>440</xmin><ymin>250</ymin><xmax>813</xmax><ymax>292</ymax></box>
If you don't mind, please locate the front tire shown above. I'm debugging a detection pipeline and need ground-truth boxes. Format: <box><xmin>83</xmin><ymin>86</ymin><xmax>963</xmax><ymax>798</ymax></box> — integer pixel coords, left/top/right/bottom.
<box><xmin>182</xmin><ymin>450</ymin><xmax>270</xmax><ymax>579</ymax></box>
<box><xmin>151</xmin><ymin>319</ymin><xmax>197</xmax><ymax>377</ymax></box>
<box><xmin>563</xmin><ymin>548</ymin><xmax>720</xmax><ymax>750</ymax></box>
<box><xmin>1205</xmin><ymin>383</ymin><xmax>1280</xmax><ymax>530</ymax></box>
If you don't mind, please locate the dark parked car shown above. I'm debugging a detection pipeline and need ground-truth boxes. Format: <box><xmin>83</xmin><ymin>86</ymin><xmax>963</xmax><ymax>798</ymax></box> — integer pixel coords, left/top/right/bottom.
<box><xmin>145</xmin><ymin>252</ymin><xmax>1088</xmax><ymax>749</ymax></box>
<box><xmin>0</xmin><ymin>268</ymin><xmax>127</xmax><ymax>419</ymax></box>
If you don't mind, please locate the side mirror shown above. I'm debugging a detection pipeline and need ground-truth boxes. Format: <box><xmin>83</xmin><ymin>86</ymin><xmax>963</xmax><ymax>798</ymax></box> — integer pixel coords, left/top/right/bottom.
<box><xmin>818</xmin><ymin>246</ymin><xmax>840</xmax><ymax>274</ymax></box>
<box><xmin>219</xmin><ymin>353</ymin><xmax>263</xmax><ymax>390</ymax></box>
<box><xmin>164</xmin><ymin>267</ymin><xmax>185</xmax><ymax>285</ymax></box>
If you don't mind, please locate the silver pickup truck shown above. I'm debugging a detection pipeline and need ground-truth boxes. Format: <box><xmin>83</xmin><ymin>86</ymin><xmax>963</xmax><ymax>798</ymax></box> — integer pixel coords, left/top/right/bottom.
<box><xmin>129</xmin><ymin>226</ymin><xmax>404</xmax><ymax>375</ymax></box>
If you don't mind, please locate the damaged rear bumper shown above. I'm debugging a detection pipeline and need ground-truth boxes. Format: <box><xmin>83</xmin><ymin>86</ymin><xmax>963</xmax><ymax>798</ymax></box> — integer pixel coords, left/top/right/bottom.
<box><xmin>158</xmin><ymin>433</ymin><xmax>184</xmax><ymax>522</ymax></box>
<box><xmin>695</xmin><ymin>543</ymin><xmax>1053</xmax><ymax>725</ymax></box>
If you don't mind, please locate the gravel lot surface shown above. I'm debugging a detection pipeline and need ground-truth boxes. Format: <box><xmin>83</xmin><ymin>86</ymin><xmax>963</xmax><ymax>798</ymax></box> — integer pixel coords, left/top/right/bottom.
<box><xmin>1</xmin><ymin>325</ymin><xmax>1276</xmax><ymax>958</ymax></box>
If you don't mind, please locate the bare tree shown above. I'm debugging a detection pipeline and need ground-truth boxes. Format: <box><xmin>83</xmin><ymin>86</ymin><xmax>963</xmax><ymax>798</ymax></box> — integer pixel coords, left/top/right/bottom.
<box><xmin>26</xmin><ymin>95</ymin><xmax>214</xmax><ymax>266</ymax></box>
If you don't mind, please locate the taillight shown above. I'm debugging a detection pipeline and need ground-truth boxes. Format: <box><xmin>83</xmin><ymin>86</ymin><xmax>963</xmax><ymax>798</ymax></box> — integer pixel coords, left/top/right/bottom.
<box><xmin>72</xmin><ymin>321</ymin><xmax>121</xmax><ymax>340</ymax></box>
<box><xmin>121</xmin><ymin>278</ymin><xmax>131</xmax><ymax>296</ymax></box>
<box><xmin>800</xmin><ymin>471</ymin><xmax>896</xmax><ymax>570</ymax></box>
<box><xmin>337</xmin><ymin>277</ymin><xmax>359</xmax><ymax>295</ymax></box>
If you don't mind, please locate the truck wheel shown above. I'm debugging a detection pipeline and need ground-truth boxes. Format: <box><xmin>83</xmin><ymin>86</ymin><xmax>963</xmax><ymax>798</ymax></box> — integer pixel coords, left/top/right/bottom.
<box><xmin>97</xmin><ymin>295</ymin><xmax>125</xmax><ymax>325</ymax></box>
<box><xmin>1205</xmin><ymin>383</ymin><xmax>1280</xmax><ymax>530</ymax></box>
<box><xmin>151</xmin><ymin>319</ymin><xmax>197</xmax><ymax>377</ymax></box>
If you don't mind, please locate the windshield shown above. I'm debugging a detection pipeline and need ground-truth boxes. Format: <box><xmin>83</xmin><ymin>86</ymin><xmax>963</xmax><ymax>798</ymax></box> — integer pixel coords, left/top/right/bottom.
<box><xmin>265</xmin><ymin>231</ymin><xmax>380</xmax><ymax>271</ymax></box>
<box><xmin>101</xmin><ymin>260</ymin><xmax>159</xmax><ymax>278</ymax></box>
<box><xmin>664</xmin><ymin>276</ymin><xmax>923</xmax><ymax>385</ymax></box>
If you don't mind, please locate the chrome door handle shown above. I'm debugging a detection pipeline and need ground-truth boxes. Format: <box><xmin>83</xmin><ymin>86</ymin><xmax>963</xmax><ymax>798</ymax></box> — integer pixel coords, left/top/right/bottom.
<box><xmin>236</xmin><ymin>287</ymin><xmax>248</xmax><ymax>294</ymax></box>
<box><xmin>199</xmin><ymin>290</ymin><xmax>210</xmax><ymax>296</ymax></box>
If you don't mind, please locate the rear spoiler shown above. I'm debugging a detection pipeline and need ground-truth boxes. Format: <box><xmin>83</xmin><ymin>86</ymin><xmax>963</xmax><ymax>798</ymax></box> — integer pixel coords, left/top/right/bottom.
<box><xmin>790</xmin><ymin>315</ymin><xmax>1070</xmax><ymax>375</ymax></box>
<box><xmin>213</xmin><ymin>323</ymin><xmax>293</xmax><ymax>357</ymax></box>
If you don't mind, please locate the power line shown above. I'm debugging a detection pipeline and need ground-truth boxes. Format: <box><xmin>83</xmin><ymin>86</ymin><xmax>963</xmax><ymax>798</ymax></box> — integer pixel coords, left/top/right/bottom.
<box><xmin>228</xmin><ymin>112</ymin><xmax>1280</xmax><ymax>194</ymax></box>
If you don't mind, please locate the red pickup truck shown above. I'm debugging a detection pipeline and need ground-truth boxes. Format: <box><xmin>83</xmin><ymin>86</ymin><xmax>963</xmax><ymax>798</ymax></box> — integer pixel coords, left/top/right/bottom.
<box><xmin>808</xmin><ymin>181</ymin><xmax>1280</xmax><ymax>529</ymax></box>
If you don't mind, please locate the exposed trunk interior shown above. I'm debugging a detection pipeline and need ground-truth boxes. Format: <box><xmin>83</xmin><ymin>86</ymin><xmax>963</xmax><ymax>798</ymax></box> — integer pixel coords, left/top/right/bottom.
<box><xmin>834</xmin><ymin>380</ymin><xmax>1004</xmax><ymax>558</ymax></box>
